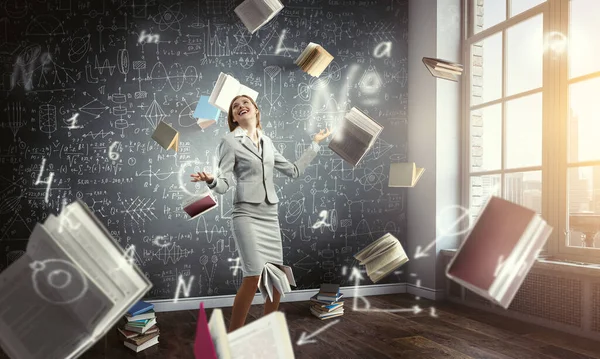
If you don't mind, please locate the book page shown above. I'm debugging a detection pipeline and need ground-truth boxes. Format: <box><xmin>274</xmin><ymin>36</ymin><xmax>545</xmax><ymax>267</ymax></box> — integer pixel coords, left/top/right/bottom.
<box><xmin>208</xmin><ymin>309</ymin><xmax>232</xmax><ymax>359</ymax></box>
<box><xmin>0</xmin><ymin>225</ymin><xmax>112</xmax><ymax>359</ymax></box>
<box><xmin>228</xmin><ymin>312</ymin><xmax>295</xmax><ymax>359</ymax></box>
<box><xmin>364</xmin><ymin>243</ymin><xmax>406</xmax><ymax>275</ymax></box>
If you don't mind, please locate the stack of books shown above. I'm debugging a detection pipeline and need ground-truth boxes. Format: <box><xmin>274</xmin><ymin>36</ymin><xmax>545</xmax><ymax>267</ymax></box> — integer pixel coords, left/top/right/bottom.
<box><xmin>446</xmin><ymin>196</ymin><xmax>552</xmax><ymax>309</ymax></box>
<box><xmin>328</xmin><ymin>107</ymin><xmax>383</xmax><ymax>167</ymax></box>
<box><xmin>234</xmin><ymin>0</ymin><xmax>284</xmax><ymax>34</ymax></box>
<box><xmin>195</xmin><ymin>302</ymin><xmax>295</xmax><ymax>358</ymax></box>
<box><xmin>209</xmin><ymin>72</ymin><xmax>259</xmax><ymax>113</ymax></box>
<box><xmin>118</xmin><ymin>301</ymin><xmax>160</xmax><ymax>353</ymax></box>
<box><xmin>295</xmin><ymin>43</ymin><xmax>334</xmax><ymax>77</ymax></box>
<box><xmin>310</xmin><ymin>284</ymin><xmax>344</xmax><ymax>320</ymax></box>
<box><xmin>354</xmin><ymin>233</ymin><xmax>409</xmax><ymax>283</ymax></box>
<box><xmin>422</xmin><ymin>57</ymin><xmax>464</xmax><ymax>82</ymax></box>
<box><xmin>0</xmin><ymin>200</ymin><xmax>152</xmax><ymax>359</ymax></box>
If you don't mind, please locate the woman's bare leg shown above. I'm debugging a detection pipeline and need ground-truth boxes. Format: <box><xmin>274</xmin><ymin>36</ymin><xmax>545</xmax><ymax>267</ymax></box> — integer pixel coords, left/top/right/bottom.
<box><xmin>229</xmin><ymin>275</ymin><xmax>260</xmax><ymax>332</ymax></box>
<box><xmin>263</xmin><ymin>287</ymin><xmax>281</xmax><ymax>316</ymax></box>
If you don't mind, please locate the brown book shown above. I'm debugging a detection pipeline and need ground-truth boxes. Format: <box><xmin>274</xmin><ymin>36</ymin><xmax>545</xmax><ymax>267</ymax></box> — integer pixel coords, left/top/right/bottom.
<box><xmin>124</xmin><ymin>332</ymin><xmax>159</xmax><ymax>347</ymax></box>
<box><xmin>118</xmin><ymin>325</ymin><xmax>159</xmax><ymax>340</ymax></box>
<box><xmin>422</xmin><ymin>57</ymin><xmax>463</xmax><ymax>82</ymax></box>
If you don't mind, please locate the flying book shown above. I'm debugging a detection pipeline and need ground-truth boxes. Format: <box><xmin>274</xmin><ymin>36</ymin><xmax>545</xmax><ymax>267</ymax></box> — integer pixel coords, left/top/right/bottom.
<box><xmin>152</xmin><ymin>121</ymin><xmax>179</xmax><ymax>152</ymax></box>
<box><xmin>197</xmin><ymin>308</ymin><xmax>295</xmax><ymax>359</ymax></box>
<box><xmin>234</xmin><ymin>0</ymin><xmax>284</xmax><ymax>34</ymax></box>
<box><xmin>194</xmin><ymin>303</ymin><xmax>218</xmax><ymax>359</ymax></box>
<box><xmin>388</xmin><ymin>162</ymin><xmax>425</xmax><ymax>188</ymax></box>
<box><xmin>257</xmin><ymin>263</ymin><xmax>296</xmax><ymax>302</ymax></box>
<box><xmin>194</xmin><ymin>95</ymin><xmax>221</xmax><ymax>130</ymax></box>
<box><xmin>422</xmin><ymin>57</ymin><xmax>464</xmax><ymax>82</ymax></box>
<box><xmin>183</xmin><ymin>192</ymin><xmax>218</xmax><ymax>219</ymax></box>
<box><xmin>0</xmin><ymin>200</ymin><xmax>152</xmax><ymax>359</ymax></box>
<box><xmin>209</xmin><ymin>73</ymin><xmax>259</xmax><ymax>113</ymax></box>
<box><xmin>446</xmin><ymin>196</ymin><xmax>552</xmax><ymax>309</ymax></box>
<box><xmin>295</xmin><ymin>43</ymin><xmax>334</xmax><ymax>77</ymax></box>
<box><xmin>354</xmin><ymin>233</ymin><xmax>409</xmax><ymax>283</ymax></box>
<box><xmin>328</xmin><ymin>107</ymin><xmax>383</xmax><ymax>167</ymax></box>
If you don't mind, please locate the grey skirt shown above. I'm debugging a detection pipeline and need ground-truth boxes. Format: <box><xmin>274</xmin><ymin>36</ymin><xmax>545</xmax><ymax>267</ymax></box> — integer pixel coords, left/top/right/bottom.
<box><xmin>231</xmin><ymin>201</ymin><xmax>283</xmax><ymax>277</ymax></box>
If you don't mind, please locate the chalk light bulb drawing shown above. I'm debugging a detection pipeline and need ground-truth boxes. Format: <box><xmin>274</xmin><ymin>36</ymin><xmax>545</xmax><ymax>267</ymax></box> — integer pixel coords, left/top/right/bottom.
<box><xmin>546</xmin><ymin>31</ymin><xmax>567</xmax><ymax>54</ymax></box>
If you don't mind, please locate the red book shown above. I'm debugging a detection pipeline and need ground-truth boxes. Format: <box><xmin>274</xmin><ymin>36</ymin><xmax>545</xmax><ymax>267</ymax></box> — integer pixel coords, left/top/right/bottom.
<box><xmin>194</xmin><ymin>302</ymin><xmax>217</xmax><ymax>359</ymax></box>
<box><xmin>183</xmin><ymin>192</ymin><xmax>218</xmax><ymax>219</ymax></box>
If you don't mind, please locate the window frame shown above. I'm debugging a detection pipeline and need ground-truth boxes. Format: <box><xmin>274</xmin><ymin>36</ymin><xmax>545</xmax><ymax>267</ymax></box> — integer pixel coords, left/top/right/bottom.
<box><xmin>461</xmin><ymin>0</ymin><xmax>600</xmax><ymax>263</ymax></box>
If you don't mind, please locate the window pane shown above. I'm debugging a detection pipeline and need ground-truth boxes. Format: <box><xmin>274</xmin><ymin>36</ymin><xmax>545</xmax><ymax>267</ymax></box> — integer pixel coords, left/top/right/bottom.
<box><xmin>505</xmin><ymin>93</ymin><xmax>542</xmax><ymax>169</ymax></box>
<box><xmin>569</xmin><ymin>0</ymin><xmax>600</xmax><ymax>79</ymax></box>
<box><xmin>470</xmin><ymin>104</ymin><xmax>502</xmax><ymax>172</ymax></box>
<box><xmin>504</xmin><ymin>171</ymin><xmax>542</xmax><ymax>214</ymax></box>
<box><xmin>474</xmin><ymin>0</ymin><xmax>506</xmax><ymax>34</ymax></box>
<box><xmin>471</xmin><ymin>33</ymin><xmax>503</xmax><ymax>105</ymax></box>
<box><xmin>567</xmin><ymin>165</ymin><xmax>600</xmax><ymax>249</ymax></box>
<box><xmin>506</xmin><ymin>15</ymin><xmax>543</xmax><ymax>96</ymax></box>
<box><xmin>568</xmin><ymin>77</ymin><xmax>600</xmax><ymax>163</ymax></box>
<box><xmin>470</xmin><ymin>175</ymin><xmax>501</xmax><ymax>222</ymax></box>
<box><xmin>510</xmin><ymin>0</ymin><xmax>545</xmax><ymax>17</ymax></box>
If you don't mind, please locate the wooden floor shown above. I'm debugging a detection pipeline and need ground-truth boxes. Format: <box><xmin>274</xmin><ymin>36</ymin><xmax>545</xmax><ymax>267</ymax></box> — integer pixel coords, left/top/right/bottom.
<box><xmin>3</xmin><ymin>294</ymin><xmax>600</xmax><ymax>358</ymax></box>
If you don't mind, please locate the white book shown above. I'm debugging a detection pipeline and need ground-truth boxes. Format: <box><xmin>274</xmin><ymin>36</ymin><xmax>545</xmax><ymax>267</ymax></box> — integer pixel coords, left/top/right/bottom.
<box><xmin>354</xmin><ymin>233</ymin><xmax>409</xmax><ymax>283</ymax></box>
<box><xmin>234</xmin><ymin>0</ymin><xmax>284</xmax><ymax>34</ymax></box>
<box><xmin>209</xmin><ymin>73</ymin><xmax>259</xmax><ymax>113</ymax></box>
<box><xmin>388</xmin><ymin>162</ymin><xmax>425</xmax><ymax>188</ymax></box>
<box><xmin>294</xmin><ymin>42</ymin><xmax>334</xmax><ymax>77</ymax></box>
<box><xmin>0</xmin><ymin>200</ymin><xmax>152</xmax><ymax>359</ymax></box>
<box><xmin>228</xmin><ymin>311</ymin><xmax>295</xmax><ymax>359</ymax></box>
<box><xmin>257</xmin><ymin>263</ymin><xmax>296</xmax><ymax>302</ymax></box>
<box><xmin>207</xmin><ymin>309</ymin><xmax>232</xmax><ymax>359</ymax></box>
<box><xmin>446</xmin><ymin>196</ymin><xmax>553</xmax><ymax>309</ymax></box>
<box><xmin>328</xmin><ymin>107</ymin><xmax>383</xmax><ymax>167</ymax></box>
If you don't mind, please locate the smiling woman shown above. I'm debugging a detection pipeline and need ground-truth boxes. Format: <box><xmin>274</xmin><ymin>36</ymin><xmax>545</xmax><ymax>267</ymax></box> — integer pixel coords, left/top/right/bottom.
<box><xmin>190</xmin><ymin>95</ymin><xmax>331</xmax><ymax>332</ymax></box>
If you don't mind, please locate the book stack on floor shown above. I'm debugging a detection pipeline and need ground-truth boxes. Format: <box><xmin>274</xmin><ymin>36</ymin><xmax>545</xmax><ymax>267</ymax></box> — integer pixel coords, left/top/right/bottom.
<box><xmin>310</xmin><ymin>283</ymin><xmax>344</xmax><ymax>320</ymax></box>
<box><xmin>118</xmin><ymin>300</ymin><xmax>160</xmax><ymax>353</ymax></box>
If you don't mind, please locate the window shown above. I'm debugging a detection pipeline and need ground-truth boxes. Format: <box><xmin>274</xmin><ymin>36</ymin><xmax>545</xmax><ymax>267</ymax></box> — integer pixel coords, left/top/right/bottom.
<box><xmin>463</xmin><ymin>0</ymin><xmax>600</xmax><ymax>262</ymax></box>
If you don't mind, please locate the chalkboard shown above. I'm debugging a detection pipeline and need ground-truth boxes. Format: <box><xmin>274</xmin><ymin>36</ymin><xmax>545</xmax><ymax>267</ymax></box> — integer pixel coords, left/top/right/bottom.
<box><xmin>0</xmin><ymin>0</ymin><xmax>409</xmax><ymax>300</ymax></box>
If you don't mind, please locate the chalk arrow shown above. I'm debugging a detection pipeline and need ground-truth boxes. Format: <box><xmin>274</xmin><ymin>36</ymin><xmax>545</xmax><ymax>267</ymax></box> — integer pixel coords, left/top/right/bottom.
<box><xmin>296</xmin><ymin>319</ymin><xmax>340</xmax><ymax>346</ymax></box>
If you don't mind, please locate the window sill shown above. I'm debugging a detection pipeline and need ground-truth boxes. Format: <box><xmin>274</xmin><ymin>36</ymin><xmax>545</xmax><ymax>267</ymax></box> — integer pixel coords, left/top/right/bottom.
<box><xmin>440</xmin><ymin>249</ymin><xmax>600</xmax><ymax>277</ymax></box>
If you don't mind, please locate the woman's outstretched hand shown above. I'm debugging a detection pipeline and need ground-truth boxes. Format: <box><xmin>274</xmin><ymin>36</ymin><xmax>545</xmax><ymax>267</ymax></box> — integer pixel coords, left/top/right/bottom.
<box><xmin>190</xmin><ymin>171</ymin><xmax>214</xmax><ymax>183</ymax></box>
<box><xmin>313</xmin><ymin>128</ymin><xmax>332</xmax><ymax>143</ymax></box>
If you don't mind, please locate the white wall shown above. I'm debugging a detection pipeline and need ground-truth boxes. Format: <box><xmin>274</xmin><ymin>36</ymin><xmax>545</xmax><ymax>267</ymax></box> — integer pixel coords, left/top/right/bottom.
<box><xmin>407</xmin><ymin>0</ymin><xmax>462</xmax><ymax>294</ymax></box>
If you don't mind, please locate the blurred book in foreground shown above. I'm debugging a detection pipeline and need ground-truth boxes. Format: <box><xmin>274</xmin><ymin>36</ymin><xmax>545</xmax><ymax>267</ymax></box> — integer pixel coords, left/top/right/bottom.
<box><xmin>234</xmin><ymin>0</ymin><xmax>284</xmax><ymax>34</ymax></box>
<box><xmin>388</xmin><ymin>162</ymin><xmax>425</xmax><ymax>188</ymax></box>
<box><xmin>295</xmin><ymin>43</ymin><xmax>334</xmax><ymax>77</ymax></box>
<box><xmin>0</xmin><ymin>200</ymin><xmax>152</xmax><ymax>359</ymax></box>
<box><xmin>446</xmin><ymin>196</ymin><xmax>552</xmax><ymax>309</ymax></box>
<box><xmin>209</xmin><ymin>72</ymin><xmax>259</xmax><ymax>113</ymax></box>
<box><xmin>194</xmin><ymin>303</ymin><xmax>295</xmax><ymax>359</ymax></box>
<box><xmin>354</xmin><ymin>233</ymin><xmax>409</xmax><ymax>283</ymax></box>
<box><xmin>422</xmin><ymin>57</ymin><xmax>463</xmax><ymax>82</ymax></box>
<box><xmin>328</xmin><ymin>107</ymin><xmax>383</xmax><ymax>167</ymax></box>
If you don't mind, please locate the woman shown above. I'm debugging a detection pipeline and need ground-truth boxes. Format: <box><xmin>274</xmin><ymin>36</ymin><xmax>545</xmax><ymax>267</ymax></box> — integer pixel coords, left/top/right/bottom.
<box><xmin>191</xmin><ymin>95</ymin><xmax>331</xmax><ymax>332</ymax></box>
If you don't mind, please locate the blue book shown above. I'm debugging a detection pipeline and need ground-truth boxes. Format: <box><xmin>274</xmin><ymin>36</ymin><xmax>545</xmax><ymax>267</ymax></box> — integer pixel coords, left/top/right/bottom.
<box><xmin>127</xmin><ymin>301</ymin><xmax>154</xmax><ymax>317</ymax></box>
<box><xmin>193</xmin><ymin>95</ymin><xmax>221</xmax><ymax>129</ymax></box>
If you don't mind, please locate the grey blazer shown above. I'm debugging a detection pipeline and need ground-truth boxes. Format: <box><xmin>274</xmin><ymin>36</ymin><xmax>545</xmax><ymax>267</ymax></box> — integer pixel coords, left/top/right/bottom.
<box><xmin>207</xmin><ymin>127</ymin><xmax>320</xmax><ymax>204</ymax></box>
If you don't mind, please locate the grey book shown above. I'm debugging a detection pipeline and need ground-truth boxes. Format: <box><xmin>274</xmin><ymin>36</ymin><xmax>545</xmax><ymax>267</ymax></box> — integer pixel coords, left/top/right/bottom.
<box><xmin>328</xmin><ymin>107</ymin><xmax>383</xmax><ymax>167</ymax></box>
<box><xmin>151</xmin><ymin>121</ymin><xmax>179</xmax><ymax>152</ymax></box>
<box><xmin>234</xmin><ymin>0</ymin><xmax>284</xmax><ymax>34</ymax></box>
<box><xmin>0</xmin><ymin>200</ymin><xmax>152</xmax><ymax>359</ymax></box>
<box><xmin>354</xmin><ymin>233</ymin><xmax>408</xmax><ymax>283</ymax></box>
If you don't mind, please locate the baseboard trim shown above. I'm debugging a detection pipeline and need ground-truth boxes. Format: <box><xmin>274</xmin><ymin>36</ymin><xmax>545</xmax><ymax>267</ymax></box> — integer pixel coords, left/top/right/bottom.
<box><xmin>447</xmin><ymin>297</ymin><xmax>600</xmax><ymax>342</ymax></box>
<box><xmin>150</xmin><ymin>283</ymin><xmax>408</xmax><ymax>312</ymax></box>
<box><xmin>406</xmin><ymin>283</ymin><xmax>446</xmax><ymax>300</ymax></box>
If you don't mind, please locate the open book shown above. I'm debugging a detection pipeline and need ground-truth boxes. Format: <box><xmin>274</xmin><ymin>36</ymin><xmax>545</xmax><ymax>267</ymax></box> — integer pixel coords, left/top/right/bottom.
<box><xmin>446</xmin><ymin>196</ymin><xmax>553</xmax><ymax>309</ymax></box>
<box><xmin>195</xmin><ymin>303</ymin><xmax>295</xmax><ymax>359</ymax></box>
<box><xmin>151</xmin><ymin>121</ymin><xmax>179</xmax><ymax>152</ymax></box>
<box><xmin>194</xmin><ymin>95</ymin><xmax>221</xmax><ymax>130</ymax></box>
<box><xmin>183</xmin><ymin>192</ymin><xmax>218</xmax><ymax>219</ymax></box>
<box><xmin>388</xmin><ymin>162</ymin><xmax>425</xmax><ymax>188</ymax></box>
<box><xmin>354</xmin><ymin>233</ymin><xmax>409</xmax><ymax>283</ymax></box>
<box><xmin>294</xmin><ymin>43</ymin><xmax>334</xmax><ymax>77</ymax></box>
<box><xmin>328</xmin><ymin>107</ymin><xmax>383</xmax><ymax>167</ymax></box>
<box><xmin>209</xmin><ymin>73</ymin><xmax>259</xmax><ymax>113</ymax></box>
<box><xmin>234</xmin><ymin>0</ymin><xmax>284</xmax><ymax>34</ymax></box>
<box><xmin>422</xmin><ymin>57</ymin><xmax>463</xmax><ymax>82</ymax></box>
<box><xmin>257</xmin><ymin>263</ymin><xmax>296</xmax><ymax>302</ymax></box>
<box><xmin>0</xmin><ymin>200</ymin><xmax>152</xmax><ymax>359</ymax></box>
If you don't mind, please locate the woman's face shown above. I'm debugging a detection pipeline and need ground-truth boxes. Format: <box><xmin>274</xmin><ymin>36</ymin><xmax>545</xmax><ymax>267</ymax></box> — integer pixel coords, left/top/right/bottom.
<box><xmin>231</xmin><ymin>97</ymin><xmax>258</xmax><ymax>128</ymax></box>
